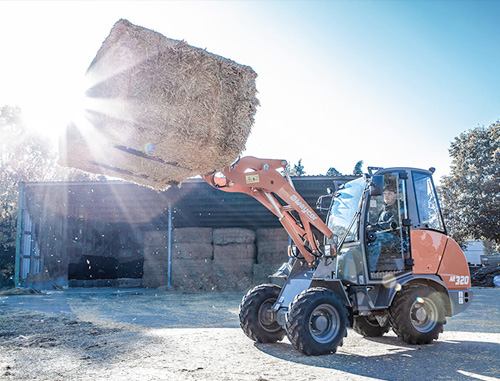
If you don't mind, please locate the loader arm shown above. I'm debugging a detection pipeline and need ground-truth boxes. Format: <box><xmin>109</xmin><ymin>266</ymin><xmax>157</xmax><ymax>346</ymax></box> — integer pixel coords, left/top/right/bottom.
<box><xmin>202</xmin><ymin>156</ymin><xmax>333</xmax><ymax>264</ymax></box>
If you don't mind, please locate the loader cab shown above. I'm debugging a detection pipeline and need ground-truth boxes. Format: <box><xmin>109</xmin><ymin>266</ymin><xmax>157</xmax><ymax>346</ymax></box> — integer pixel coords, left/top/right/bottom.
<box><xmin>326</xmin><ymin>168</ymin><xmax>445</xmax><ymax>284</ymax></box>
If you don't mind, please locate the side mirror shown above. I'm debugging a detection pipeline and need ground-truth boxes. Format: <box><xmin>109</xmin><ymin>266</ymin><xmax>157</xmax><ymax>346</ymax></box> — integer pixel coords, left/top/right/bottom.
<box><xmin>370</xmin><ymin>175</ymin><xmax>384</xmax><ymax>196</ymax></box>
<box><xmin>316</xmin><ymin>194</ymin><xmax>333</xmax><ymax>213</ymax></box>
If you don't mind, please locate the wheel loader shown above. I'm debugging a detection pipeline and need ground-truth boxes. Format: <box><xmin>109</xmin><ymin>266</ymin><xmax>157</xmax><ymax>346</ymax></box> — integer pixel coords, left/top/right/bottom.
<box><xmin>203</xmin><ymin>156</ymin><xmax>473</xmax><ymax>355</ymax></box>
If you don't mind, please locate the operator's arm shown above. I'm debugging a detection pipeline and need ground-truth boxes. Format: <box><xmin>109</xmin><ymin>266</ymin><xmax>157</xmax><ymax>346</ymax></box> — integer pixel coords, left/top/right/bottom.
<box><xmin>370</xmin><ymin>207</ymin><xmax>397</xmax><ymax>232</ymax></box>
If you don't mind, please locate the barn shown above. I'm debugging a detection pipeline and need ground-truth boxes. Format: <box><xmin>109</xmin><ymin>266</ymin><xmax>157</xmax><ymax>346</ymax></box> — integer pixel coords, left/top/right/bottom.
<box><xmin>14</xmin><ymin>175</ymin><xmax>356</xmax><ymax>290</ymax></box>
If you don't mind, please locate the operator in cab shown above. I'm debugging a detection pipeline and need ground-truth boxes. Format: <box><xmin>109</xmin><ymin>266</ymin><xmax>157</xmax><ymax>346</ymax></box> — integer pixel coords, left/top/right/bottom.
<box><xmin>366</xmin><ymin>179</ymin><xmax>400</xmax><ymax>271</ymax></box>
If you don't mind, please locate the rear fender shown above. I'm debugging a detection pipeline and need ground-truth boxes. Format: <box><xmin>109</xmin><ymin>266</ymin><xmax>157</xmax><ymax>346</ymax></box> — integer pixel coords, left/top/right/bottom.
<box><xmin>386</xmin><ymin>275</ymin><xmax>453</xmax><ymax>317</ymax></box>
<box><xmin>437</xmin><ymin>238</ymin><xmax>471</xmax><ymax>289</ymax></box>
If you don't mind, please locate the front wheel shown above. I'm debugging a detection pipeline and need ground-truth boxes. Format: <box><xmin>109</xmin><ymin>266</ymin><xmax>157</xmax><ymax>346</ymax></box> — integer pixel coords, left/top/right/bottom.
<box><xmin>239</xmin><ymin>284</ymin><xmax>286</xmax><ymax>343</ymax></box>
<box><xmin>286</xmin><ymin>287</ymin><xmax>348</xmax><ymax>355</ymax></box>
<box><xmin>389</xmin><ymin>283</ymin><xmax>445</xmax><ymax>345</ymax></box>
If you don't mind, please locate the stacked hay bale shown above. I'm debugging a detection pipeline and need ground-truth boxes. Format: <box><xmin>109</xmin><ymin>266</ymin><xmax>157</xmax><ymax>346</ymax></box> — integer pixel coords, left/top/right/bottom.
<box><xmin>59</xmin><ymin>19</ymin><xmax>258</xmax><ymax>190</ymax></box>
<box><xmin>142</xmin><ymin>230</ymin><xmax>169</xmax><ymax>288</ymax></box>
<box><xmin>171</xmin><ymin>228</ymin><xmax>213</xmax><ymax>290</ymax></box>
<box><xmin>212</xmin><ymin>228</ymin><xmax>256</xmax><ymax>290</ymax></box>
<box><xmin>254</xmin><ymin>228</ymin><xmax>290</xmax><ymax>285</ymax></box>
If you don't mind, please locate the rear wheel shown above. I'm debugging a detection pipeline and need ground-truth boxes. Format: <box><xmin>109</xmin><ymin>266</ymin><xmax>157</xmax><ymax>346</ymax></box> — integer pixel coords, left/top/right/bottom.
<box><xmin>389</xmin><ymin>283</ymin><xmax>445</xmax><ymax>344</ymax></box>
<box><xmin>353</xmin><ymin>315</ymin><xmax>390</xmax><ymax>337</ymax></box>
<box><xmin>239</xmin><ymin>284</ymin><xmax>285</xmax><ymax>343</ymax></box>
<box><xmin>286</xmin><ymin>287</ymin><xmax>348</xmax><ymax>355</ymax></box>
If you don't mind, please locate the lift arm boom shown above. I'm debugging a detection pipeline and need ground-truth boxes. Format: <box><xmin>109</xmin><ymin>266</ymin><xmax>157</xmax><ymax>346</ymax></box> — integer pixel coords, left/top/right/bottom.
<box><xmin>202</xmin><ymin>156</ymin><xmax>333</xmax><ymax>264</ymax></box>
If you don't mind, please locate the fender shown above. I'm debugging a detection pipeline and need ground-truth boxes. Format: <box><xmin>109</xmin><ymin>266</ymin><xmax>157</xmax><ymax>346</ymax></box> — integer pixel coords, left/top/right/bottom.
<box><xmin>386</xmin><ymin>275</ymin><xmax>452</xmax><ymax>316</ymax></box>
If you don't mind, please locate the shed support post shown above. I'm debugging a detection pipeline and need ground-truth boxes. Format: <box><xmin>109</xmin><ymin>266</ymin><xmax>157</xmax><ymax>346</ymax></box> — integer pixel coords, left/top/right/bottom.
<box><xmin>167</xmin><ymin>205</ymin><xmax>173</xmax><ymax>287</ymax></box>
<box><xmin>14</xmin><ymin>182</ymin><xmax>24</xmax><ymax>287</ymax></box>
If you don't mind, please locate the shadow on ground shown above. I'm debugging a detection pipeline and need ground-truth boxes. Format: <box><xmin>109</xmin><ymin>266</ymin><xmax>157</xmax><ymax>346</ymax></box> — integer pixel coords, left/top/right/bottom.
<box><xmin>255</xmin><ymin>334</ymin><xmax>500</xmax><ymax>381</ymax></box>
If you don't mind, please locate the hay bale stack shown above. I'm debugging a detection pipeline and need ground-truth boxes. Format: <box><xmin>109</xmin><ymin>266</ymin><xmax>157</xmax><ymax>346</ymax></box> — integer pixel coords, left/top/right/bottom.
<box><xmin>211</xmin><ymin>260</ymin><xmax>254</xmax><ymax>290</ymax></box>
<box><xmin>212</xmin><ymin>228</ymin><xmax>256</xmax><ymax>290</ymax></box>
<box><xmin>171</xmin><ymin>227</ymin><xmax>213</xmax><ymax>290</ymax></box>
<box><xmin>171</xmin><ymin>258</ymin><xmax>213</xmax><ymax>291</ymax></box>
<box><xmin>59</xmin><ymin>19</ymin><xmax>258</xmax><ymax>189</ymax></box>
<box><xmin>172</xmin><ymin>227</ymin><xmax>213</xmax><ymax>260</ymax></box>
<box><xmin>253</xmin><ymin>228</ymin><xmax>289</xmax><ymax>285</ymax></box>
<box><xmin>213</xmin><ymin>228</ymin><xmax>256</xmax><ymax>261</ymax></box>
<box><xmin>142</xmin><ymin>230</ymin><xmax>169</xmax><ymax>288</ymax></box>
<box><xmin>256</xmin><ymin>228</ymin><xmax>289</xmax><ymax>265</ymax></box>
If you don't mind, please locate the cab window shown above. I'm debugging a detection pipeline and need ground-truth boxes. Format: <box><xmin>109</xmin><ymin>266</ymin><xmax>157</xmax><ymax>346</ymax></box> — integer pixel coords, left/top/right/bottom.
<box><xmin>412</xmin><ymin>171</ymin><xmax>445</xmax><ymax>232</ymax></box>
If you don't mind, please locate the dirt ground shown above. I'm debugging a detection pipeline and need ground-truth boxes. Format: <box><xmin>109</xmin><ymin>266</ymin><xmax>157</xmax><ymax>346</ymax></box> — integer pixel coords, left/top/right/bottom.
<box><xmin>0</xmin><ymin>288</ymin><xmax>499</xmax><ymax>381</ymax></box>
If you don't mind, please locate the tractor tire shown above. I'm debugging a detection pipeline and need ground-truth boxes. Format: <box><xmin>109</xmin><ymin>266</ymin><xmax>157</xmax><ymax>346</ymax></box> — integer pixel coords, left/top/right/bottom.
<box><xmin>286</xmin><ymin>287</ymin><xmax>348</xmax><ymax>355</ymax></box>
<box><xmin>239</xmin><ymin>284</ymin><xmax>286</xmax><ymax>343</ymax></box>
<box><xmin>389</xmin><ymin>283</ymin><xmax>445</xmax><ymax>345</ymax></box>
<box><xmin>352</xmin><ymin>315</ymin><xmax>390</xmax><ymax>337</ymax></box>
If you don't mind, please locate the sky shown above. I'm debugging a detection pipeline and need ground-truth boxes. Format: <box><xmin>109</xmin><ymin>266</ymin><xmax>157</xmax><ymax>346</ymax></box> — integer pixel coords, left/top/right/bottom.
<box><xmin>0</xmin><ymin>0</ymin><xmax>499</xmax><ymax>180</ymax></box>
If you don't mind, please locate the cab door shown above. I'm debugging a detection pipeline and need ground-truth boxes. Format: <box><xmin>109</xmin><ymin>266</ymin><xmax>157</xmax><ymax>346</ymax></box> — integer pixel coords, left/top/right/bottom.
<box><xmin>365</xmin><ymin>171</ymin><xmax>411</xmax><ymax>279</ymax></box>
<box><xmin>410</xmin><ymin>170</ymin><xmax>448</xmax><ymax>274</ymax></box>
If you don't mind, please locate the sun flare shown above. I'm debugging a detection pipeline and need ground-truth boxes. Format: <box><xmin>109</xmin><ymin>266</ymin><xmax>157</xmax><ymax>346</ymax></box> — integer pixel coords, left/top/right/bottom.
<box><xmin>19</xmin><ymin>76</ymin><xmax>93</xmax><ymax>146</ymax></box>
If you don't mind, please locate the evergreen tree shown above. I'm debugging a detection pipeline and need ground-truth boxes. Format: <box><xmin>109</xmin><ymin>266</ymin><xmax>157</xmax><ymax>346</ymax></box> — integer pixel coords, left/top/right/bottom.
<box><xmin>353</xmin><ymin>160</ymin><xmax>364</xmax><ymax>176</ymax></box>
<box><xmin>439</xmin><ymin>122</ymin><xmax>500</xmax><ymax>248</ymax></box>
<box><xmin>326</xmin><ymin>167</ymin><xmax>340</xmax><ymax>176</ymax></box>
<box><xmin>288</xmin><ymin>159</ymin><xmax>306</xmax><ymax>176</ymax></box>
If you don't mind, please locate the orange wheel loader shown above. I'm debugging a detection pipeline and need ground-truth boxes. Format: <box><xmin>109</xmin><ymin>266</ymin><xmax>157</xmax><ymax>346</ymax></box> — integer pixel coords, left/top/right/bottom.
<box><xmin>203</xmin><ymin>156</ymin><xmax>473</xmax><ymax>356</ymax></box>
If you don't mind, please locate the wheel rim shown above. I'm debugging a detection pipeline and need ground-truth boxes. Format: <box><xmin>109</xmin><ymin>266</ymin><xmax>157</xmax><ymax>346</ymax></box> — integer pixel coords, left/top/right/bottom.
<box><xmin>410</xmin><ymin>297</ymin><xmax>438</xmax><ymax>333</ymax></box>
<box><xmin>258</xmin><ymin>298</ymin><xmax>281</xmax><ymax>333</ymax></box>
<box><xmin>308</xmin><ymin>303</ymin><xmax>340</xmax><ymax>343</ymax></box>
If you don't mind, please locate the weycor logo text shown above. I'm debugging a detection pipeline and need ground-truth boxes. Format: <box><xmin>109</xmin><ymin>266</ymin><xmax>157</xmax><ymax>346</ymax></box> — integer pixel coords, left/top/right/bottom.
<box><xmin>290</xmin><ymin>195</ymin><xmax>318</xmax><ymax>221</ymax></box>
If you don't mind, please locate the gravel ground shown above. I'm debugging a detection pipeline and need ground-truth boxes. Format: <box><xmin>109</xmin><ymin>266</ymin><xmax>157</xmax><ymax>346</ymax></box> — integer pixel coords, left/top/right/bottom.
<box><xmin>0</xmin><ymin>287</ymin><xmax>499</xmax><ymax>381</ymax></box>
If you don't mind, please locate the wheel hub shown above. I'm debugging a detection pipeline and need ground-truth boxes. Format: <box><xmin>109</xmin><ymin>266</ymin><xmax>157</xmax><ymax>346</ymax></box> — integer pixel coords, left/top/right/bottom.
<box><xmin>410</xmin><ymin>298</ymin><xmax>438</xmax><ymax>333</ymax></box>
<box><xmin>308</xmin><ymin>304</ymin><xmax>341</xmax><ymax>343</ymax></box>
<box><xmin>258</xmin><ymin>299</ymin><xmax>281</xmax><ymax>333</ymax></box>
<box><xmin>311</xmin><ymin>314</ymin><xmax>328</xmax><ymax>332</ymax></box>
<box><xmin>414</xmin><ymin>305</ymin><xmax>427</xmax><ymax>323</ymax></box>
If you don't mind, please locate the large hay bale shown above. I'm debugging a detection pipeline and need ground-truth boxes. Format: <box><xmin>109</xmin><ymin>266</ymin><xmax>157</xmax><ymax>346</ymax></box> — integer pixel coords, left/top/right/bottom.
<box><xmin>59</xmin><ymin>19</ymin><xmax>258</xmax><ymax>190</ymax></box>
<box><xmin>213</xmin><ymin>228</ymin><xmax>255</xmax><ymax>245</ymax></box>
<box><xmin>172</xmin><ymin>243</ymin><xmax>213</xmax><ymax>260</ymax></box>
<box><xmin>143</xmin><ymin>245</ymin><xmax>168</xmax><ymax>265</ymax></box>
<box><xmin>171</xmin><ymin>258</ymin><xmax>212</xmax><ymax>290</ymax></box>
<box><xmin>144</xmin><ymin>230</ymin><xmax>169</xmax><ymax>246</ymax></box>
<box><xmin>256</xmin><ymin>228</ymin><xmax>290</xmax><ymax>243</ymax></box>
<box><xmin>213</xmin><ymin>243</ymin><xmax>255</xmax><ymax>260</ymax></box>
<box><xmin>173</xmin><ymin>228</ymin><xmax>213</xmax><ymax>244</ymax></box>
<box><xmin>212</xmin><ymin>258</ymin><xmax>254</xmax><ymax>290</ymax></box>
<box><xmin>256</xmin><ymin>241</ymin><xmax>289</xmax><ymax>264</ymax></box>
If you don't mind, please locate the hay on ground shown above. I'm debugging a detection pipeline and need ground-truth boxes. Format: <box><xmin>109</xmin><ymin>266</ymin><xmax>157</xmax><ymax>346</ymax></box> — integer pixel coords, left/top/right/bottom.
<box><xmin>59</xmin><ymin>19</ymin><xmax>258</xmax><ymax>190</ymax></box>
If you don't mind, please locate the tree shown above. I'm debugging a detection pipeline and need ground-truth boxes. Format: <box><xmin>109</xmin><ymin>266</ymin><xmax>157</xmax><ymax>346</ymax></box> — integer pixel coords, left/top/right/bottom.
<box><xmin>483</xmin><ymin>240</ymin><xmax>500</xmax><ymax>255</ymax></box>
<box><xmin>0</xmin><ymin>105</ymin><xmax>96</xmax><ymax>287</ymax></box>
<box><xmin>326</xmin><ymin>167</ymin><xmax>340</xmax><ymax>176</ymax></box>
<box><xmin>439</xmin><ymin>122</ymin><xmax>500</xmax><ymax>248</ymax></box>
<box><xmin>353</xmin><ymin>160</ymin><xmax>364</xmax><ymax>176</ymax></box>
<box><xmin>288</xmin><ymin>159</ymin><xmax>306</xmax><ymax>177</ymax></box>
